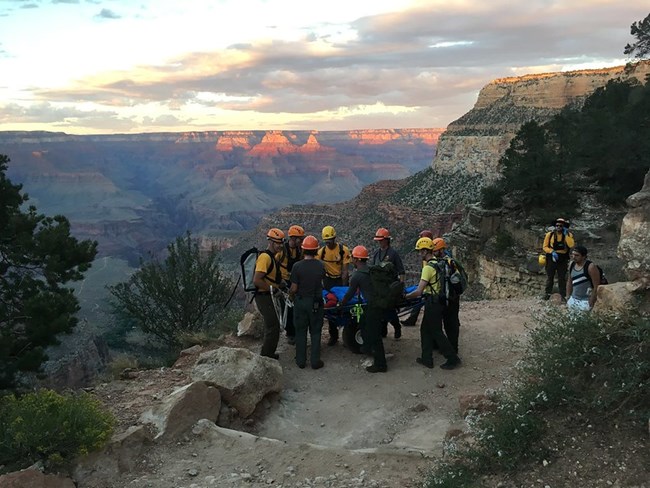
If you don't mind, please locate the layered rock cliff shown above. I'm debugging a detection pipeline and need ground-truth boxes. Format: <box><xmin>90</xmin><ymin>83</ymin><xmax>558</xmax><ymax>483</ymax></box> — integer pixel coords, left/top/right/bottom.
<box><xmin>434</xmin><ymin>61</ymin><xmax>650</xmax><ymax>182</ymax></box>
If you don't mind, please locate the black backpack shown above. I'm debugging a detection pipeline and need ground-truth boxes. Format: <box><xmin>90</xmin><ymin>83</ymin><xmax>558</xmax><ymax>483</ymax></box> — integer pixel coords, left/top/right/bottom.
<box><xmin>569</xmin><ymin>260</ymin><xmax>608</xmax><ymax>286</ymax></box>
<box><xmin>366</xmin><ymin>261</ymin><xmax>405</xmax><ymax>310</ymax></box>
<box><xmin>240</xmin><ymin>247</ymin><xmax>281</xmax><ymax>293</ymax></box>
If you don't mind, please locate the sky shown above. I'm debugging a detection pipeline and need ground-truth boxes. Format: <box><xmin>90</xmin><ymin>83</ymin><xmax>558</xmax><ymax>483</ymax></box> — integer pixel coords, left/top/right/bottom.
<box><xmin>0</xmin><ymin>0</ymin><xmax>647</xmax><ymax>135</ymax></box>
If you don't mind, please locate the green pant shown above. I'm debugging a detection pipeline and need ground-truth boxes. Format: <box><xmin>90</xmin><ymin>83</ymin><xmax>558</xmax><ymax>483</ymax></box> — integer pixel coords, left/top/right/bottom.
<box><xmin>421</xmin><ymin>296</ymin><xmax>457</xmax><ymax>364</ymax></box>
<box><xmin>255</xmin><ymin>293</ymin><xmax>282</xmax><ymax>358</ymax></box>
<box><xmin>293</xmin><ymin>296</ymin><xmax>324</xmax><ymax>367</ymax></box>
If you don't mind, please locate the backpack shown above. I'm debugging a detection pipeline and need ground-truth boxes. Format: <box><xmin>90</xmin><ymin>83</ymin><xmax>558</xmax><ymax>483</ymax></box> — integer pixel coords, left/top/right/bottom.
<box><xmin>366</xmin><ymin>261</ymin><xmax>405</xmax><ymax>310</ymax></box>
<box><xmin>445</xmin><ymin>257</ymin><xmax>469</xmax><ymax>298</ymax></box>
<box><xmin>240</xmin><ymin>247</ymin><xmax>281</xmax><ymax>293</ymax></box>
<box><xmin>569</xmin><ymin>260</ymin><xmax>608</xmax><ymax>287</ymax></box>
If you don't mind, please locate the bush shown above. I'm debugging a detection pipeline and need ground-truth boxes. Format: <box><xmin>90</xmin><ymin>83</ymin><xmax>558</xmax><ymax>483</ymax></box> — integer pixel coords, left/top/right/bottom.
<box><xmin>424</xmin><ymin>309</ymin><xmax>649</xmax><ymax>487</ymax></box>
<box><xmin>0</xmin><ymin>389</ymin><xmax>115</xmax><ymax>472</ymax></box>
<box><xmin>480</xmin><ymin>184</ymin><xmax>504</xmax><ymax>209</ymax></box>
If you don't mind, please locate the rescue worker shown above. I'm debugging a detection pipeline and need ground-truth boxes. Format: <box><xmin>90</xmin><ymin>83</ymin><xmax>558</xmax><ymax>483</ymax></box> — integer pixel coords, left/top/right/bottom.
<box><xmin>277</xmin><ymin>224</ymin><xmax>304</xmax><ymax>345</ymax></box>
<box><xmin>401</xmin><ymin>230</ymin><xmax>434</xmax><ymax>327</ymax></box>
<box><xmin>340</xmin><ymin>245</ymin><xmax>386</xmax><ymax>373</ymax></box>
<box><xmin>317</xmin><ymin>225</ymin><xmax>351</xmax><ymax>346</ymax></box>
<box><xmin>371</xmin><ymin>227</ymin><xmax>405</xmax><ymax>340</ymax></box>
<box><xmin>289</xmin><ymin>235</ymin><xmax>326</xmax><ymax>369</ymax></box>
<box><xmin>434</xmin><ymin>238</ymin><xmax>462</xmax><ymax>354</ymax></box>
<box><xmin>542</xmin><ymin>217</ymin><xmax>575</xmax><ymax>301</ymax></box>
<box><xmin>253</xmin><ymin>228</ymin><xmax>286</xmax><ymax>360</ymax></box>
<box><xmin>404</xmin><ymin>237</ymin><xmax>461</xmax><ymax>370</ymax></box>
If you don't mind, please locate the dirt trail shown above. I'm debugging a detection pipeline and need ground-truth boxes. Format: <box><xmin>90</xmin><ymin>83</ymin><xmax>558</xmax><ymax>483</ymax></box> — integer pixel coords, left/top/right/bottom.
<box><xmin>82</xmin><ymin>298</ymin><xmax>540</xmax><ymax>488</ymax></box>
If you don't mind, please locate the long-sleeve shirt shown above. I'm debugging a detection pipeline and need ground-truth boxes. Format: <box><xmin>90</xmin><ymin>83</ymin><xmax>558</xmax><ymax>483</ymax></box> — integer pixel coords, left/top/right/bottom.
<box><xmin>543</xmin><ymin>231</ymin><xmax>575</xmax><ymax>255</ymax></box>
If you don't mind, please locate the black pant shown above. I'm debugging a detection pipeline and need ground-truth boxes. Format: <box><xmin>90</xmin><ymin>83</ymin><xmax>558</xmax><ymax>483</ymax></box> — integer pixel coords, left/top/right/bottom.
<box><xmin>364</xmin><ymin>305</ymin><xmax>386</xmax><ymax>368</ymax></box>
<box><xmin>545</xmin><ymin>253</ymin><xmax>569</xmax><ymax>298</ymax></box>
<box><xmin>421</xmin><ymin>296</ymin><xmax>457</xmax><ymax>364</ymax></box>
<box><xmin>285</xmin><ymin>306</ymin><xmax>295</xmax><ymax>338</ymax></box>
<box><xmin>293</xmin><ymin>297</ymin><xmax>324</xmax><ymax>367</ymax></box>
<box><xmin>255</xmin><ymin>293</ymin><xmax>282</xmax><ymax>357</ymax></box>
<box><xmin>442</xmin><ymin>297</ymin><xmax>460</xmax><ymax>353</ymax></box>
<box><xmin>380</xmin><ymin>309</ymin><xmax>401</xmax><ymax>337</ymax></box>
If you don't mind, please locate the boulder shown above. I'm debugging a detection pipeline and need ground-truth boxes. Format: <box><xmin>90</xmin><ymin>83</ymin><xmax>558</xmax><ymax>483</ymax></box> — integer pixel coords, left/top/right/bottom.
<box><xmin>191</xmin><ymin>347</ymin><xmax>282</xmax><ymax>418</ymax></box>
<box><xmin>618</xmin><ymin>169</ymin><xmax>650</xmax><ymax>281</ymax></box>
<box><xmin>139</xmin><ymin>381</ymin><xmax>221</xmax><ymax>441</ymax></box>
<box><xmin>237</xmin><ymin>311</ymin><xmax>264</xmax><ymax>338</ymax></box>
<box><xmin>594</xmin><ymin>281</ymin><xmax>649</xmax><ymax>314</ymax></box>
<box><xmin>0</xmin><ymin>470</ymin><xmax>75</xmax><ymax>488</ymax></box>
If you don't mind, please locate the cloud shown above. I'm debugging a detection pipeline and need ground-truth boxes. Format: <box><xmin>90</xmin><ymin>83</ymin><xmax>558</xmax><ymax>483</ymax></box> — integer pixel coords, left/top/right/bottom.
<box><xmin>95</xmin><ymin>8</ymin><xmax>120</xmax><ymax>19</ymax></box>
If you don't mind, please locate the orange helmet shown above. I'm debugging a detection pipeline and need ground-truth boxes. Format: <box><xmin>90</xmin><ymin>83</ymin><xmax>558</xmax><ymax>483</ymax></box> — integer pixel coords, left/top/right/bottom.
<box><xmin>419</xmin><ymin>230</ymin><xmax>434</xmax><ymax>239</ymax></box>
<box><xmin>432</xmin><ymin>237</ymin><xmax>447</xmax><ymax>252</ymax></box>
<box><xmin>267</xmin><ymin>228</ymin><xmax>285</xmax><ymax>243</ymax></box>
<box><xmin>351</xmin><ymin>245</ymin><xmax>369</xmax><ymax>259</ymax></box>
<box><xmin>373</xmin><ymin>227</ymin><xmax>391</xmax><ymax>241</ymax></box>
<box><xmin>301</xmin><ymin>235</ymin><xmax>319</xmax><ymax>250</ymax></box>
<box><xmin>288</xmin><ymin>225</ymin><xmax>305</xmax><ymax>237</ymax></box>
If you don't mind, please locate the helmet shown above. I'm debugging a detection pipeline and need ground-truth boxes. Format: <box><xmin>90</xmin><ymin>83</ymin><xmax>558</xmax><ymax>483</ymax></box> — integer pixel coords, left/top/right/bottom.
<box><xmin>301</xmin><ymin>235</ymin><xmax>319</xmax><ymax>250</ymax></box>
<box><xmin>288</xmin><ymin>225</ymin><xmax>305</xmax><ymax>237</ymax></box>
<box><xmin>373</xmin><ymin>227</ymin><xmax>391</xmax><ymax>241</ymax></box>
<box><xmin>267</xmin><ymin>228</ymin><xmax>285</xmax><ymax>243</ymax></box>
<box><xmin>555</xmin><ymin>218</ymin><xmax>568</xmax><ymax>226</ymax></box>
<box><xmin>351</xmin><ymin>245</ymin><xmax>369</xmax><ymax>259</ymax></box>
<box><xmin>415</xmin><ymin>237</ymin><xmax>434</xmax><ymax>250</ymax></box>
<box><xmin>419</xmin><ymin>230</ymin><xmax>434</xmax><ymax>239</ymax></box>
<box><xmin>322</xmin><ymin>225</ymin><xmax>336</xmax><ymax>240</ymax></box>
<box><xmin>432</xmin><ymin>237</ymin><xmax>447</xmax><ymax>252</ymax></box>
<box><xmin>538</xmin><ymin>254</ymin><xmax>547</xmax><ymax>266</ymax></box>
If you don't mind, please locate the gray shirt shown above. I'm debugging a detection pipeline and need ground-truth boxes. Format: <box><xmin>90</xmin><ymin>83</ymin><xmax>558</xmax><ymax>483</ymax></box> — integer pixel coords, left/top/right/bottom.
<box><xmin>291</xmin><ymin>259</ymin><xmax>325</xmax><ymax>299</ymax></box>
<box><xmin>570</xmin><ymin>262</ymin><xmax>591</xmax><ymax>300</ymax></box>
<box><xmin>342</xmin><ymin>268</ymin><xmax>373</xmax><ymax>304</ymax></box>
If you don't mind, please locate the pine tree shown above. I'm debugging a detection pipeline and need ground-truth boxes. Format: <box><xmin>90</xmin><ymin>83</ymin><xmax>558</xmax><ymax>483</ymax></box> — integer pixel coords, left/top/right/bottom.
<box><xmin>0</xmin><ymin>154</ymin><xmax>98</xmax><ymax>390</ymax></box>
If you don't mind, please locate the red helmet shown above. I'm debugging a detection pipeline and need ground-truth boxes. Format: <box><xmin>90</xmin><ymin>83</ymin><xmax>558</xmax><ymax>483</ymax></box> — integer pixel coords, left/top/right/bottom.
<box><xmin>288</xmin><ymin>225</ymin><xmax>305</xmax><ymax>237</ymax></box>
<box><xmin>351</xmin><ymin>245</ymin><xmax>369</xmax><ymax>259</ymax></box>
<box><xmin>373</xmin><ymin>227</ymin><xmax>391</xmax><ymax>241</ymax></box>
<box><xmin>267</xmin><ymin>228</ymin><xmax>285</xmax><ymax>243</ymax></box>
<box><xmin>419</xmin><ymin>230</ymin><xmax>434</xmax><ymax>239</ymax></box>
<box><xmin>301</xmin><ymin>235</ymin><xmax>319</xmax><ymax>250</ymax></box>
<box><xmin>432</xmin><ymin>237</ymin><xmax>447</xmax><ymax>252</ymax></box>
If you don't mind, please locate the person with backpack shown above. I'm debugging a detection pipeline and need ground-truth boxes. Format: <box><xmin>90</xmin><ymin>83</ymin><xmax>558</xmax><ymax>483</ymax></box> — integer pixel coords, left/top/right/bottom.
<box><xmin>404</xmin><ymin>237</ymin><xmax>461</xmax><ymax>370</ymax></box>
<box><xmin>566</xmin><ymin>245</ymin><xmax>602</xmax><ymax>311</ymax></box>
<box><xmin>253</xmin><ymin>228</ymin><xmax>286</xmax><ymax>360</ymax></box>
<box><xmin>277</xmin><ymin>224</ymin><xmax>305</xmax><ymax>345</ymax></box>
<box><xmin>434</xmin><ymin>238</ymin><xmax>467</xmax><ymax>354</ymax></box>
<box><xmin>401</xmin><ymin>230</ymin><xmax>434</xmax><ymax>328</ymax></box>
<box><xmin>340</xmin><ymin>245</ymin><xmax>387</xmax><ymax>373</ymax></box>
<box><xmin>542</xmin><ymin>217</ymin><xmax>575</xmax><ymax>301</ymax></box>
<box><xmin>288</xmin><ymin>235</ymin><xmax>326</xmax><ymax>369</ymax></box>
<box><xmin>317</xmin><ymin>225</ymin><xmax>352</xmax><ymax>346</ymax></box>
<box><xmin>371</xmin><ymin>228</ymin><xmax>405</xmax><ymax>340</ymax></box>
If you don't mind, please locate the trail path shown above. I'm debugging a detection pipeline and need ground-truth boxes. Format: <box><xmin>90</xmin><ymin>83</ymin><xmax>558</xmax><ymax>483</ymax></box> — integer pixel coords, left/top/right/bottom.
<box><xmin>83</xmin><ymin>298</ymin><xmax>540</xmax><ymax>488</ymax></box>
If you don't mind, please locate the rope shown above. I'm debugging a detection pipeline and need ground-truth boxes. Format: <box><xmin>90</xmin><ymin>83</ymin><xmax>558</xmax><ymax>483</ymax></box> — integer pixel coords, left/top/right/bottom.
<box><xmin>223</xmin><ymin>275</ymin><xmax>241</xmax><ymax>309</ymax></box>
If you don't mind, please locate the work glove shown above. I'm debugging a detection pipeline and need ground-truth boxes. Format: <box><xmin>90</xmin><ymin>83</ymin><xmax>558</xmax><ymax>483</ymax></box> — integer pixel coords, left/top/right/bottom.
<box><xmin>551</xmin><ymin>251</ymin><xmax>559</xmax><ymax>262</ymax></box>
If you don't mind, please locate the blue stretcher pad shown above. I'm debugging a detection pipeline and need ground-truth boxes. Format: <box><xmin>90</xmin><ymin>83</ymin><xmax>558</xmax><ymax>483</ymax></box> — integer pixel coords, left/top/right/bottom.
<box><xmin>322</xmin><ymin>285</ymin><xmax>418</xmax><ymax>306</ymax></box>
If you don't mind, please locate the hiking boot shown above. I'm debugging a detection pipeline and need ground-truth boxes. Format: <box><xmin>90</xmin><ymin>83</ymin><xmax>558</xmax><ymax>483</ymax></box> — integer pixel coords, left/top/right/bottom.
<box><xmin>263</xmin><ymin>353</ymin><xmax>279</xmax><ymax>360</ymax></box>
<box><xmin>401</xmin><ymin>320</ymin><xmax>416</xmax><ymax>327</ymax></box>
<box><xmin>416</xmin><ymin>357</ymin><xmax>434</xmax><ymax>369</ymax></box>
<box><xmin>311</xmin><ymin>360</ymin><xmax>324</xmax><ymax>370</ymax></box>
<box><xmin>394</xmin><ymin>327</ymin><xmax>402</xmax><ymax>340</ymax></box>
<box><xmin>296</xmin><ymin>362</ymin><xmax>305</xmax><ymax>369</ymax></box>
<box><xmin>440</xmin><ymin>357</ymin><xmax>461</xmax><ymax>370</ymax></box>
<box><xmin>366</xmin><ymin>364</ymin><xmax>387</xmax><ymax>373</ymax></box>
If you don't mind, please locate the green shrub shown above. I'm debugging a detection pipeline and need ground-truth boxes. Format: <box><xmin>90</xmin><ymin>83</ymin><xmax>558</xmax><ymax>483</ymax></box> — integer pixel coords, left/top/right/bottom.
<box><xmin>493</xmin><ymin>230</ymin><xmax>515</xmax><ymax>256</ymax></box>
<box><xmin>424</xmin><ymin>309</ymin><xmax>649</xmax><ymax>487</ymax></box>
<box><xmin>0</xmin><ymin>389</ymin><xmax>115</xmax><ymax>472</ymax></box>
<box><xmin>480</xmin><ymin>184</ymin><xmax>504</xmax><ymax>209</ymax></box>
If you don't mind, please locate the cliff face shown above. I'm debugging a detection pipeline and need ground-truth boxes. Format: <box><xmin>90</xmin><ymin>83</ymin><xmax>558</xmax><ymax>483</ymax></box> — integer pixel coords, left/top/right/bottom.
<box><xmin>434</xmin><ymin>61</ymin><xmax>650</xmax><ymax>181</ymax></box>
<box><xmin>0</xmin><ymin>128</ymin><xmax>442</xmax><ymax>263</ymax></box>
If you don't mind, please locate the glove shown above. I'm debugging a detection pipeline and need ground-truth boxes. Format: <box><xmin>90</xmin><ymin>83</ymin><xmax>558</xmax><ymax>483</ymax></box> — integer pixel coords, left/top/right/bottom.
<box><xmin>551</xmin><ymin>251</ymin><xmax>559</xmax><ymax>262</ymax></box>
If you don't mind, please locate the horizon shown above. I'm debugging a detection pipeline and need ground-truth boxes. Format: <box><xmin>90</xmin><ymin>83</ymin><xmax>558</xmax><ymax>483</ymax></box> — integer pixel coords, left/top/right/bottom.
<box><xmin>0</xmin><ymin>1</ymin><xmax>647</xmax><ymax>135</ymax></box>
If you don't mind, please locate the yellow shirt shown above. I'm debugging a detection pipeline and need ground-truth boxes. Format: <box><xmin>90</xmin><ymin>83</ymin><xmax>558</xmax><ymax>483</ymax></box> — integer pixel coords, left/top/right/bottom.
<box><xmin>255</xmin><ymin>251</ymin><xmax>281</xmax><ymax>287</ymax></box>
<box><xmin>421</xmin><ymin>260</ymin><xmax>442</xmax><ymax>295</ymax></box>
<box><xmin>316</xmin><ymin>243</ymin><xmax>351</xmax><ymax>279</ymax></box>
<box><xmin>543</xmin><ymin>231</ymin><xmax>575</xmax><ymax>255</ymax></box>
<box><xmin>276</xmin><ymin>245</ymin><xmax>301</xmax><ymax>281</ymax></box>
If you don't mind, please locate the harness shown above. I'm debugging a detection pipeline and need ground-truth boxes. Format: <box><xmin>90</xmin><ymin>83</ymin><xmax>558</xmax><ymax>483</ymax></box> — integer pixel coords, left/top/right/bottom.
<box><xmin>549</xmin><ymin>232</ymin><xmax>567</xmax><ymax>251</ymax></box>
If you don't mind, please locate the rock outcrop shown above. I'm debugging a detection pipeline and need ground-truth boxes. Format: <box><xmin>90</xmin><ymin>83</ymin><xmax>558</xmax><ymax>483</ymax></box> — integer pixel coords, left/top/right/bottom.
<box><xmin>434</xmin><ymin>61</ymin><xmax>650</xmax><ymax>183</ymax></box>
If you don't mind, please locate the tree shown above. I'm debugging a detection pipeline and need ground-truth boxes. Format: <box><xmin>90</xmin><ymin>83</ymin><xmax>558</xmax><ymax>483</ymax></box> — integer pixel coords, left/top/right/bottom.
<box><xmin>0</xmin><ymin>154</ymin><xmax>98</xmax><ymax>390</ymax></box>
<box><xmin>108</xmin><ymin>232</ymin><xmax>233</xmax><ymax>349</ymax></box>
<box><xmin>624</xmin><ymin>13</ymin><xmax>650</xmax><ymax>59</ymax></box>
